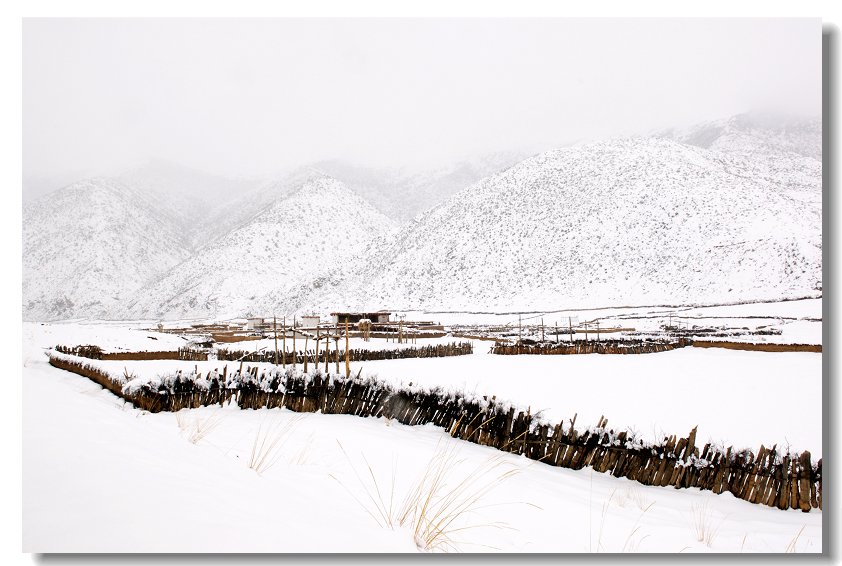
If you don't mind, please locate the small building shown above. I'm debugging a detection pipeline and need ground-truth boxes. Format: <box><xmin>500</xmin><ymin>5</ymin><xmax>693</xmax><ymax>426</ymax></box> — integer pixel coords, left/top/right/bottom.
<box><xmin>331</xmin><ymin>311</ymin><xmax>391</xmax><ymax>324</ymax></box>
<box><xmin>300</xmin><ymin>315</ymin><xmax>321</xmax><ymax>329</ymax></box>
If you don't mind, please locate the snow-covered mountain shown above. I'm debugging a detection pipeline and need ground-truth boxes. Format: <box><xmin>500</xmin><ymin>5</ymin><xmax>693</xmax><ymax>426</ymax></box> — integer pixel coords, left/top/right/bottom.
<box><xmin>312</xmin><ymin>151</ymin><xmax>530</xmax><ymax>222</ymax></box>
<box><xmin>116</xmin><ymin>160</ymin><xmax>268</xmax><ymax>248</ymax></box>
<box><xmin>23</xmin><ymin>178</ymin><xmax>193</xmax><ymax>320</ymax></box>
<box><xmin>23</xmin><ymin>114</ymin><xmax>822</xmax><ymax>321</ymax></box>
<box><xmin>284</xmin><ymin>135</ymin><xmax>821</xmax><ymax>313</ymax></box>
<box><xmin>656</xmin><ymin>112</ymin><xmax>822</xmax><ymax>161</ymax></box>
<box><xmin>121</xmin><ymin>174</ymin><xmax>396</xmax><ymax>320</ymax></box>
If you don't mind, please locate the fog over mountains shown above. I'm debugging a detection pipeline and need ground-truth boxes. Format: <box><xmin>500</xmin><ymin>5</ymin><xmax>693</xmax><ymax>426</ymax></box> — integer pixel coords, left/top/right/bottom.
<box><xmin>22</xmin><ymin>113</ymin><xmax>822</xmax><ymax>321</ymax></box>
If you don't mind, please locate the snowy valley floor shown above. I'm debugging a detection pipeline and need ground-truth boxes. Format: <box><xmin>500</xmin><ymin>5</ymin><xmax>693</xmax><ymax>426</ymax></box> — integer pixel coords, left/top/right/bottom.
<box><xmin>22</xmin><ymin>322</ymin><xmax>823</xmax><ymax>553</ymax></box>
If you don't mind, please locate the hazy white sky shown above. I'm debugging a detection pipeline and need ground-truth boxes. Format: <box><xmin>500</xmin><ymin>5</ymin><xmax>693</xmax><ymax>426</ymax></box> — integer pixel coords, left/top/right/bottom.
<box><xmin>23</xmin><ymin>17</ymin><xmax>821</xmax><ymax>192</ymax></box>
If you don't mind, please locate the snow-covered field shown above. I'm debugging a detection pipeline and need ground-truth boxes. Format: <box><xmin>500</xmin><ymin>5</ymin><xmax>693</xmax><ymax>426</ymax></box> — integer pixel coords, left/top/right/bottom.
<box><xmin>21</xmin><ymin>320</ymin><xmax>823</xmax><ymax>553</ymax></box>
<box><xmin>418</xmin><ymin>297</ymin><xmax>823</xmax><ymax>326</ymax></box>
<box><xmin>424</xmin><ymin>297</ymin><xmax>824</xmax><ymax>345</ymax></box>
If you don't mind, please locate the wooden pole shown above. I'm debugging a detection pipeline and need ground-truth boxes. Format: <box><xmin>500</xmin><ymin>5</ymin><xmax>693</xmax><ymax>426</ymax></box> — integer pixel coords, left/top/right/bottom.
<box><xmin>273</xmin><ymin>315</ymin><xmax>279</xmax><ymax>366</ymax></box>
<box><xmin>569</xmin><ymin>316</ymin><xmax>573</xmax><ymax>343</ymax></box>
<box><xmin>324</xmin><ymin>329</ymin><xmax>330</xmax><ymax>373</ymax></box>
<box><xmin>541</xmin><ymin>318</ymin><xmax>544</xmax><ymax>342</ymax></box>
<box><xmin>596</xmin><ymin>320</ymin><xmax>600</xmax><ymax>342</ymax></box>
<box><xmin>345</xmin><ymin>319</ymin><xmax>350</xmax><ymax>378</ymax></box>
<box><xmin>292</xmin><ymin>316</ymin><xmax>297</xmax><ymax>368</ymax></box>
<box><xmin>282</xmin><ymin>316</ymin><xmax>287</xmax><ymax>367</ymax></box>
<box><xmin>334</xmin><ymin>336</ymin><xmax>340</xmax><ymax>374</ymax></box>
<box><xmin>315</xmin><ymin>325</ymin><xmax>321</xmax><ymax>372</ymax></box>
<box><xmin>303</xmin><ymin>333</ymin><xmax>309</xmax><ymax>373</ymax></box>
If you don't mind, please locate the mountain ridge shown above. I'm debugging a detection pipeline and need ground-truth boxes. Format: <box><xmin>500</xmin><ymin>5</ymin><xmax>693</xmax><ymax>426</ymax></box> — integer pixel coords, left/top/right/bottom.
<box><xmin>22</xmin><ymin>113</ymin><xmax>822</xmax><ymax>321</ymax></box>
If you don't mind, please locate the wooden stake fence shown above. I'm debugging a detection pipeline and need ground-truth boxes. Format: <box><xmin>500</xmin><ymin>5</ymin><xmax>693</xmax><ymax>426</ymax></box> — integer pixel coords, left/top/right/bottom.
<box><xmin>48</xmin><ymin>350</ymin><xmax>821</xmax><ymax>513</ymax></box>
<box><xmin>492</xmin><ymin>338</ymin><xmax>692</xmax><ymax>356</ymax></box>
<box><xmin>55</xmin><ymin>342</ymin><xmax>474</xmax><ymax>364</ymax></box>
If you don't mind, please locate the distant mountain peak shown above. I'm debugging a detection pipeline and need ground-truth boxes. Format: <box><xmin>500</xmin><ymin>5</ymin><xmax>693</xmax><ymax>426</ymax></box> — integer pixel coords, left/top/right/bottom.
<box><xmin>655</xmin><ymin>112</ymin><xmax>821</xmax><ymax>160</ymax></box>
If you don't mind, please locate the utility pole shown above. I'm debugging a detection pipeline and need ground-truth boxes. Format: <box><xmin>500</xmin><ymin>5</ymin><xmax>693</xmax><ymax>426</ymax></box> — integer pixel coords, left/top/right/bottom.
<box><xmin>541</xmin><ymin>318</ymin><xmax>545</xmax><ymax>343</ymax></box>
<box><xmin>596</xmin><ymin>320</ymin><xmax>600</xmax><ymax>342</ymax></box>
<box><xmin>569</xmin><ymin>316</ymin><xmax>573</xmax><ymax>343</ymax></box>
<box><xmin>555</xmin><ymin>322</ymin><xmax>559</xmax><ymax>344</ymax></box>
<box><xmin>518</xmin><ymin>314</ymin><xmax>522</xmax><ymax>343</ymax></box>
<box><xmin>292</xmin><ymin>316</ymin><xmax>297</xmax><ymax>368</ymax></box>
<box><xmin>273</xmin><ymin>314</ymin><xmax>279</xmax><ymax>366</ymax></box>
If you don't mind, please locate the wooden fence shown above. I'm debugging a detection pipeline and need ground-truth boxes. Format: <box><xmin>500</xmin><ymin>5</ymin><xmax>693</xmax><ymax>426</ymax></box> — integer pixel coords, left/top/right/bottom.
<box><xmin>56</xmin><ymin>342</ymin><xmax>473</xmax><ymax>363</ymax></box>
<box><xmin>54</xmin><ymin>345</ymin><xmax>192</xmax><ymax>361</ymax></box>
<box><xmin>47</xmin><ymin>351</ymin><xmax>821</xmax><ymax>513</ymax></box>
<box><xmin>217</xmin><ymin>342</ymin><xmax>473</xmax><ymax>364</ymax></box>
<box><xmin>491</xmin><ymin>338</ymin><xmax>692</xmax><ymax>355</ymax></box>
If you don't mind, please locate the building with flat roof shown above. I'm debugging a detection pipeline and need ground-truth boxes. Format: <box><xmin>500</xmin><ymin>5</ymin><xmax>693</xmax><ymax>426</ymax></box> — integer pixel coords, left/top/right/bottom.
<box><xmin>330</xmin><ymin>311</ymin><xmax>391</xmax><ymax>324</ymax></box>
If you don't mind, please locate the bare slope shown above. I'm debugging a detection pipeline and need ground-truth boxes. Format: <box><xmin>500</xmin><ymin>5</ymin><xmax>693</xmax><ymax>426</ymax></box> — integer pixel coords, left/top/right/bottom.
<box><xmin>22</xmin><ymin>178</ymin><xmax>192</xmax><ymax>320</ymax></box>
<box><xmin>287</xmin><ymin>137</ymin><xmax>821</xmax><ymax>313</ymax></box>
<box><xmin>123</xmin><ymin>174</ymin><xmax>395</xmax><ymax>320</ymax></box>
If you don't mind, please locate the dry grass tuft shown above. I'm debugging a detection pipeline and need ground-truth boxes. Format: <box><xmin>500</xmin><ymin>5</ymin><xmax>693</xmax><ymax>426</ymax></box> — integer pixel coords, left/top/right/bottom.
<box><xmin>615</xmin><ymin>484</ymin><xmax>652</xmax><ymax>512</ymax></box>
<box><xmin>690</xmin><ymin>499</ymin><xmax>724</xmax><ymax>548</ymax></box>
<box><xmin>785</xmin><ymin>525</ymin><xmax>807</xmax><ymax>553</ymax></box>
<box><xmin>400</xmin><ymin>442</ymin><xmax>520</xmax><ymax>552</ymax></box>
<box><xmin>248</xmin><ymin>415</ymin><xmax>303</xmax><ymax>475</ymax></box>
<box><xmin>175</xmin><ymin>409</ymin><xmax>225</xmax><ymax>444</ymax></box>
<box><xmin>289</xmin><ymin>433</ymin><xmax>315</xmax><ymax>466</ymax></box>
<box><xmin>332</xmin><ymin>437</ymin><xmax>521</xmax><ymax>552</ymax></box>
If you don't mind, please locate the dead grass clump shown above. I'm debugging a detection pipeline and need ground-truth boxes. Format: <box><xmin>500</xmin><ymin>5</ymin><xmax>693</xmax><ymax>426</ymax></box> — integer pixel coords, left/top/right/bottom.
<box><xmin>248</xmin><ymin>415</ymin><xmax>303</xmax><ymax>475</ymax></box>
<box><xmin>615</xmin><ymin>484</ymin><xmax>652</xmax><ymax>512</ymax></box>
<box><xmin>332</xmin><ymin>437</ymin><xmax>521</xmax><ymax>552</ymax></box>
<box><xmin>690</xmin><ymin>499</ymin><xmax>724</xmax><ymax>548</ymax></box>
<box><xmin>175</xmin><ymin>409</ymin><xmax>225</xmax><ymax>444</ymax></box>
<box><xmin>785</xmin><ymin>525</ymin><xmax>807</xmax><ymax>553</ymax></box>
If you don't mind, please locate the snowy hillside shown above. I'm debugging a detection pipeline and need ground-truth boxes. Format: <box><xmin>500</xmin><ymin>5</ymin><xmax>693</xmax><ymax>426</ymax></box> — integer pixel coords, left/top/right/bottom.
<box><xmin>656</xmin><ymin>112</ymin><xmax>822</xmax><ymax>161</ymax></box>
<box><xmin>22</xmin><ymin>114</ymin><xmax>822</xmax><ymax>321</ymax></box>
<box><xmin>285</xmin><ymin>137</ymin><xmax>821</xmax><ymax>313</ymax></box>
<box><xmin>23</xmin><ymin>178</ymin><xmax>192</xmax><ymax>321</ymax></box>
<box><xmin>116</xmin><ymin>160</ymin><xmax>267</xmax><ymax>248</ymax></box>
<box><xmin>122</xmin><ymin>174</ymin><xmax>395</xmax><ymax>320</ymax></box>
<box><xmin>313</xmin><ymin>151</ymin><xmax>529</xmax><ymax>222</ymax></box>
